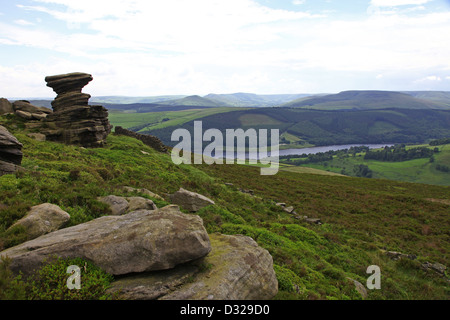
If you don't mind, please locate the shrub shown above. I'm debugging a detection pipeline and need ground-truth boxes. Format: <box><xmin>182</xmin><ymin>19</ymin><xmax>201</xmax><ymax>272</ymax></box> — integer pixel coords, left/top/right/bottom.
<box><xmin>26</xmin><ymin>257</ymin><xmax>114</xmax><ymax>300</ymax></box>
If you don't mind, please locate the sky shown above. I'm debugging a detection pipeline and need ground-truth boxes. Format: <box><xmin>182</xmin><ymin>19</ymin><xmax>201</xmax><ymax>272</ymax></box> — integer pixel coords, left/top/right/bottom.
<box><xmin>1</xmin><ymin>0</ymin><xmax>450</xmax><ymax>98</ymax></box>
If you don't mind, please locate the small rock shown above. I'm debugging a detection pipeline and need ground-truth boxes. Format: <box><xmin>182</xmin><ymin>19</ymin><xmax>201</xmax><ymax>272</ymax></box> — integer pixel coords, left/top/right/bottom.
<box><xmin>276</xmin><ymin>203</ymin><xmax>286</xmax><ymax>207</ymax></box>
<box><xmin>283</xmin><ymin>206</ymin><xmax>295</xmax><ymax>214</ymax></box>
<box><xmin>121</xmin><ymin>186</ymin><xmax>164</xmax><ymax>200</ymax></box>
<box><xmin>170</xmin><ymin>188</ymin><xmax>215</xmax><ymax>212</ymax></box>
<box><xmin>8</xmin><ymin>203</ymin><xmax>70</xmax><ymax>240</ymax></box>
<box><xmin>126</xmin><ymin>197</ymin><xmax>157</xmax><ymax>212</ymax></box>
<box><xmin>15</xmin><ymin>110</ymin><xmax>33</xmax><ymax>120</ymax></box>
<box><xmin>0</xmin><ymin>98</ymin><xmax>13</xmax><ymax>114</ymax></box>
<box><xmin>97</xmin><ymin>195</ymin><xmax>129</xmax><ymax>216</ymax></box>
<box><xmin>347</xmin><ymin>277</ymin><xmax>368</xmax><ymax>299</ymax></box>
<box><xmin>431</xmin><ymin>263</ymin><xmax>446</xmax><ymax>275</ymax></box>
<box><xmin>27</xmin><ymin>133</ymin><xmax>46</xmax><ymax>141</ymax></box>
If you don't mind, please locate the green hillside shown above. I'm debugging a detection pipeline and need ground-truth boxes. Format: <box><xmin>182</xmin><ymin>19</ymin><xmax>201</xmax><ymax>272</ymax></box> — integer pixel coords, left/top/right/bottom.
<box><xmin>1</xmin><ymin>114</ymin><xmax>449</xmax><ymax>300</ymax></box>
<box><xmin>281</xmin><ymin>90</ymin><xmax>448</xmax><ymax>110</ymax></box>
<box><xmin>402</xmin><ymin>91</ymin><xmax>450</xmax><ymax>108</ymax></box>
<box><xmin>144</xmin><ymin>108</ymin><xmax>450</xmax><ymax>148</ymax></box>
<box><xmin>109</xmin><ymin>107</ymin><xmax>250</xmax><ymax>132</ymax></box>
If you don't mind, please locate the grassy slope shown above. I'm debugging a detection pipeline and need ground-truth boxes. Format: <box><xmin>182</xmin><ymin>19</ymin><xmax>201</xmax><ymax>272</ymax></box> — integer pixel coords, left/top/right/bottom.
<box><xmin>0</xmin><ymin>115</ymin><xmax>449</xmax><ymax>300</ymax></box>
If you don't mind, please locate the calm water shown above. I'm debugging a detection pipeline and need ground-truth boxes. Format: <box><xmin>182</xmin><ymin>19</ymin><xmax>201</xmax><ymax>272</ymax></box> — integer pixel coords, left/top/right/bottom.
<box><xmin>245</xmin><ymin>144</ymin><xmax>392</xmax><ymax>160</ymax></box>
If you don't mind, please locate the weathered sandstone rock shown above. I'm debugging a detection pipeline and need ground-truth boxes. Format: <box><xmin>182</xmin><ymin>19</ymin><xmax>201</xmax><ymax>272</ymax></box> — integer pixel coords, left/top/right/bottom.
<box><xmin>108</xmin><ymin>233</ymin><xmax>278</xmax><ymax>300</ymax></box>
<box><xmin>0</xmin><ymin>125</ymin><xmax>23</xmax><ymax>176</ymax></box>
<box><xmin>0</xmin><ymin>205</ymin><xmax>211</xmax><ymax>276</ymax></box>
<box><xmin>8</xmin><ymin>203</ymin><xmax>70</xmax><ymax>240</ymax></box>
<box><xmin>0</xmin><ymin>98</ymin><xmax>13</xmax><ymax>114</ymax></box>
<box><xmin>43</xmin><ymin>72</ymin><xmax>112</xmax><ymax>148</ymax></box>
<box><xmin>169</xmin><ymin>188</ymin><xmax>215</xmax><ymax>212</ymax></box>
<box><xmin>97</xmin><ymin>195</ymin><xmax>157</xmax><ymax>215</ymax></box>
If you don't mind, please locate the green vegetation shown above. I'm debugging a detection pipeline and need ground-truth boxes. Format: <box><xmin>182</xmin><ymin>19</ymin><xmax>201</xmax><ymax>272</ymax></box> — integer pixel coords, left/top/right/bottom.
<box><xmin>281</xmin><ymin>143</ymin><xmax>450</xmax><ymax>186</ymax></box>
<box><xmin>109</xmin><ymin>107</ymin><xmax>249</xmax><ymax>132</ymax></box>
<box><xmin>0</xmin><ymin>114</ymin><xmax>449</xmax><ymax>300</ymax></box>
<box><xmin>0</xmin><ymin>256</ymin><xmax>114</xmax><ymax>300</ymax></box>
<box><xmin>364</xmin><ymin>145</ymin><xmax>436</xmax><ymax>162</ymax></box>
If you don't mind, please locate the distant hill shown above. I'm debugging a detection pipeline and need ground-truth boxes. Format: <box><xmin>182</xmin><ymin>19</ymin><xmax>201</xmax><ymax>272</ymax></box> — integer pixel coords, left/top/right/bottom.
<box><xmin>204</xmin><ymin>93</ymin><xmax>312</xmax><ymax>107</ymax></box>
<box><xmin>281</xmin><ymin>90</ymin><xmax>449</xmax><ymax>110</ymax></box>
<box><xmin>157</xmin><ymin>95</ymin><xmax>226</xmax><ymax>107</ymax></box>
<box><xmin>91</xmin><ymin>95</ymin><xmax>187</xmax><ymax>104</ymax></box>
<box><xmin>145</xmin><ymin>107</ymin><xmax>450</xmax><ymax>147</ymax></box>
<box><xmin>402</xmin><ymin>91</ymin><xmax>450</xmax><ymax>108</ymax></box>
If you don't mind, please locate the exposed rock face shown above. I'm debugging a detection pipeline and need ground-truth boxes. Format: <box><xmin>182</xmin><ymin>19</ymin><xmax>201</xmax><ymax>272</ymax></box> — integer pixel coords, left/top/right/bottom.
<box><xmin>43</xmin><ymin>72</ymin><xmax>112</xmax><ymax>148</ymax></box>
<box><xmin>8</xmin><ymin>203</ymin><xmax>70</xmax><ymax>240</ymax></box>
<box><xmin>114</xmin><ymin>126</ymin><xmax>167</xmax><ymax>153</ymax></box>
<box><xmin>0</xmin><ymin>125</ymin><xmax>23</xmax><ymax>176</ymax></box>
<box><xmin>169</xmin><ymin>188</ymin><xmax>215</xmax><ymax>212</ymax></box>
<box><xmin>109</xmin><ymin>233</ymin><xmax>278</xmax><ymax>300</ymax></box>
<box><xmin>0</xmin><ymin>205</ymin><xmax>211</xmax><ymax>276</ymax></box>
<box><xmin>0</xmin><ymin>98</ymin><xmax>13</xmax><ymax>114</ymax></box>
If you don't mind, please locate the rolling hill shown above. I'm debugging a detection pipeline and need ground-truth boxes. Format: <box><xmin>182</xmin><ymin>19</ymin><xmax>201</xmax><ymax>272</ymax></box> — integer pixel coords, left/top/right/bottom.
<box><xmin>204</xmin><ymin>93</ymin><xmax>312</xmax><ymax>107</ymax></box>
<box><xmin>143</xmin><ymin>108</ymin><xmax>450</xmax><ymax>148</ymax></box>
<box><xmin>281</xmin><ymin>90</ymin><xmax>449</xmax><ymax>110</ymax></box>
<box><xmin>156</xmin><ymin>95</ymin><xmax>226</xmax><ymax>107</ymax></box>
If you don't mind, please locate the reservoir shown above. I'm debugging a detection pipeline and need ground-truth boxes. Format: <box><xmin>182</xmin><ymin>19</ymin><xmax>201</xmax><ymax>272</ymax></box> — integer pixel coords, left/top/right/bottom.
<box><xmin>246</xmin><ymin>144</ymin><xmax>392</xmax><ymax>160</ymax></box>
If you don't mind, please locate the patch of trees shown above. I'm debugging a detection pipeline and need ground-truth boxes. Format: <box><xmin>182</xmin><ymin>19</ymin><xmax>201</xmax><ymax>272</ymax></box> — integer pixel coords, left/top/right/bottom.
<box><xmin>353</xmin><ymin>164</ymin><xmax>373</xmax><ymax>178</ymax></box>
<box><xmin>363</xmin><ymin>145</ymin><xmax>437</xmax><ymax>162</ymax></box>
<box><xmin>429</xmin><ymin>138</ymin><xmax>450</xmax><ymax>146</ymax></box>
<box><xmin>280</xmin><ymin>146</ymin><xmax>371</xmax><ymax>165</ymax></box>
<box><xmin>436</xmin><ymin>164</ymin><xmax>450</xmax><ymax>173</ymax></box>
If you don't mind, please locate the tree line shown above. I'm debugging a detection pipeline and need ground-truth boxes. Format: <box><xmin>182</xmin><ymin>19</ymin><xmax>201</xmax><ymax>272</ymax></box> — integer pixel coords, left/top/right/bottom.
<box><xmin>363</xmin><ymin>145</ymin><xmax>437</xmax><ymax>162</ymax></box>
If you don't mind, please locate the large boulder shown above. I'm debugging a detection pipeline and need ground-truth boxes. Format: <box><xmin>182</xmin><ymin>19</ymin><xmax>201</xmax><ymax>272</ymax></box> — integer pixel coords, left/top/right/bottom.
<box><xmin>169</xmin><ymin>188</ymin><xmax>215</xmax><ymax>212</ymax></box>
<box><xmin>108</xmin><ymin>233</ymin><xmax>278</xmax><ymax>300</ymax></box>
<box><xmin>0</xmin><ymin>205</ymin><xmax>211</xmax><ymax>276</ymax></box>
<box><xmin>0</xmin><ymin>98</ymin><xmax>13</xmax><ymax>114</ymax></box>
<box><xmin>0</xmin><ymin>125</ymin><xmax>23</xmax><ymax>176</ymax></box>
<box><xmin>12</xmin><ymin>100</ymin><xmax>52</xmax><ymax>120</ymax></box>
<box><xmin>8</xmin><ymin>203</ymin><xmax>70</xmax><ymax>240</ymax></box>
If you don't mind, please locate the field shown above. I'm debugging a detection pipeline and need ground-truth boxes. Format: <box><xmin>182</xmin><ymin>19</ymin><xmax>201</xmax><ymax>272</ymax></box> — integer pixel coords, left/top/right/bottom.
<box><xmin>108</xmin><ymin>107</ymin><xmax>247</xmax><ymax>132</ymax></box>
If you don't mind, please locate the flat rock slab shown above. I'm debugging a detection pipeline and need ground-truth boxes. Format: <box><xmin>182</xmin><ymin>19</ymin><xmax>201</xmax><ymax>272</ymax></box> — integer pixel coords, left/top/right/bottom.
<box><xmin>109</xmin><ymin>233</ymin><xmax>278</xmax><ymax>300</ymax></box>
<box><xmin>0</xmin><ymin>205</ymin><xmax>211</xmax><ymax>276</ymax></box>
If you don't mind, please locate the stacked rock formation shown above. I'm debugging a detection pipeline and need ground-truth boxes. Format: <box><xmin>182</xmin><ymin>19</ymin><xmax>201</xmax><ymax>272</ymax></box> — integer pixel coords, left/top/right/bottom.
<box><xmin>0</xmin><ymin>125</ymin><xmax>23</xmax><ymax>176</ymax></box>
<box><xmin>43</xmin><ymin>72</ymin><xmax>112</xmax><ymax>148</ymax></box>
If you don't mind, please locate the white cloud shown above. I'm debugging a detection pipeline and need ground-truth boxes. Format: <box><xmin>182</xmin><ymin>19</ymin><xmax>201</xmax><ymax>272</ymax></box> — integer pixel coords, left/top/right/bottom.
<box><xmin>14</xmin><ymin>19</ymin><xmax>35</xmax><ymax>26</ymax></box>
<box><xmin>292</xmin><ymin>0</ymin><xmax>306</xmax><ymax>5</ymax></box>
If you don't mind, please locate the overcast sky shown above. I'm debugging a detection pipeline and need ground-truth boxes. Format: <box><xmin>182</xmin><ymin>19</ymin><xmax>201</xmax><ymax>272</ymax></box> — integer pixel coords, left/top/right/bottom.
<box><xmin>1</xmin><ymin>0</ymin><xmax>450</xmax><ymax>97</ymax></box>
